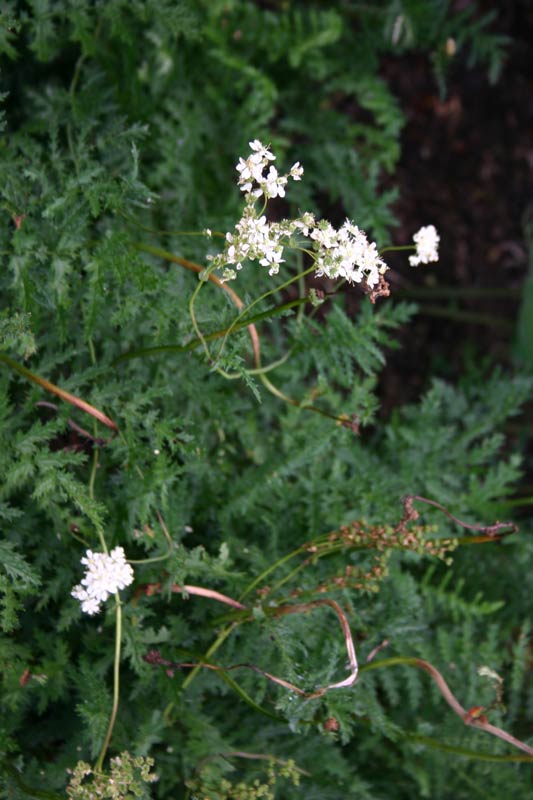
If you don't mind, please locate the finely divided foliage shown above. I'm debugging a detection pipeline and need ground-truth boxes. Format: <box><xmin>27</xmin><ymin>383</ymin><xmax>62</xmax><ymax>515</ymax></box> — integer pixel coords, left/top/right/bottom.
<box><xmin>0</xmin><ymin>2</ymin><xmax>531</xmax><ymax>799</ymax></box>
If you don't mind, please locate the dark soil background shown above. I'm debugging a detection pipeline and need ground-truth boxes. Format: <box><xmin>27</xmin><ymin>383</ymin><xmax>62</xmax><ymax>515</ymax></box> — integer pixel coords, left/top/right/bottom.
<box><xmin>376</xmin><ymin>1</ymin><xmax>532</xmax><ymax>505</ymax></box>
<box><xmin>382</xmin><ymin>0</ymin><xmax>531</xmax><ymax>391</ymax></box>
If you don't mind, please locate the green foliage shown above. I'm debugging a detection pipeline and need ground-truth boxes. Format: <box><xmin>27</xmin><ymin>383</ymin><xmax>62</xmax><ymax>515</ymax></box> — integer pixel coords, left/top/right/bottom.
<box><xmin>0</xmin><ymin>2</ymin><xmax>530</xmax><ymax>799</ymax></box>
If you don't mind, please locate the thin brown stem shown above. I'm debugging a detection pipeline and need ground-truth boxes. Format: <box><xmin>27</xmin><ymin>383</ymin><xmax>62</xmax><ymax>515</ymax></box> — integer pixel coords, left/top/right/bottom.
<box><xmin>0</xmin><ymin>353</ymin><xmax>117</xmax><ymax>432</ymax></box>
<box><xmin>399</xmin><ymin>494</ymin><xmax>518</xmax><ymax>538</ymax></box>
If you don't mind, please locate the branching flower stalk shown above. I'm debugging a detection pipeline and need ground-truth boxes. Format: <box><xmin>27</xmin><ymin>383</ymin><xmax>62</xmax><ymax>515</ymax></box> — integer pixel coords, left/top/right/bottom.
<box><xmin>142</xmin><ymin>580</ymin><xmax>533</xmax><ymax>755</ymax></box>
<box><xmin>75</xmin><ymin>453</ymin><xmax>177</xmax><ymax>772</ymax></box>
<box><xmin>188</xmin><ymin>140</ymin><xmax>439</xmax><ymax>374</ymax></box>
<box><xmin>130</xmin><ymin>244</ymin><xmax>358</xmax><ymax>427</ymax></box>
<box><xmin>68</xmin><ymin>402</ymin><xmax>136</xmax><ymax>774</ymax></box>
<box><xmin>140</xmin><ymin>498</ymin><xmax>531</xmax><ymax>756</ymax></box>
<box><xmin>181</xmin><ymin>496</ymin><xmax>513</xmax><ymax>692</ymax></box>
<box><xmin>359</xmin><ymin>657</ymin><xmax>533</xmax><ymax>756</ymax></box>
<box><xmin>127</xmin><ymin>143</ymin><xmax>439</xmax><ymax>436</ymax></box>
<box><xmin>143</xmin><ymin>594</ymin><xmax>359</xmax><ymax>699</ymax></box>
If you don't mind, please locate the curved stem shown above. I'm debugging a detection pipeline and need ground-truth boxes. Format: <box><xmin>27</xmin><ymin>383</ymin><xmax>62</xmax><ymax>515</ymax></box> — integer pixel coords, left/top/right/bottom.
<box><xmin>188</xmin><ymin>262</ymin><xmax>221</xmax><ymax>363</ymax></box>
<box><xmin>182</xmin><ymin>539</ymin><xmax>325</xmax><ymax>692</ymax></box>
<box><xmin>403</xmin><ymin>733</ymin><xmax>533</xmax><ymax>763</ymax></box>
<box><xmin>113</xmin><ymin>297</ymin><xmax>307</xmax><ymax>366</ymax></box>
<box><xmin>128</xmin><ymin>511</ymin><xmax>175</xmax><ymax>565</ymax></box>
<box><xmin>132</xmin><ymin>244</ymin><xmax>355</xmax><ymax>425</ymax></box>
<box><xmin>239</xmin><ymin>545</ymin><xmax>308</xmax><ymax>602</ymax></box>
<box><xmin>359</xmin><ymin>656</ymin><xmax>533</xmax><ymax>756</ymax></box>
<box><xmin>132</xmin><ymin>243</ymin><xmax>260</xmax><ymax>364</ymax></box>
<box><xmin>213</xmin><ymin>263</ymin><xmax>316</xmax><ymax>366</ymax></box>
<box><xmin>295</xmin><ymin>250</ymin><xmax>307</xmax><ymax>325</ymax></box>
<box><xmin>259</xmin><ymin>373</ymin><xmax>351</xmax><ymax>425</ymax></box>
<box><xmin>95</xmin><ymin>598</ymin><xmax>123</xmax><ymax>772</ymax></box>
<box><xmin>85</xmin><ymin>332</ymin><xmax>108</xmax><ymax>552</ymax></box>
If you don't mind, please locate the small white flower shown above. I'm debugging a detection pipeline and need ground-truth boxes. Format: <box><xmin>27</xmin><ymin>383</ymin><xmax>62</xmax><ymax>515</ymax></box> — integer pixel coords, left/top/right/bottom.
<box><xmin>310</xmin><ymin>221</ymin><xmax>338</xmax><ymax>250</ymax></box>
<box><xmin>290</xmin><ymin>162</ymin><xmax>304</xmax><ymax>180</ymax></box>
<box><xmin>409</xmin><ymin>225</ymin><xmax>440</xmax><ymax>266</ymax></box>
<box><xmin>292</xmin><ymin>212</ymin><xmax>315</xmax><ymax>237</ymax></box>
<box><xmin>249</xmin><ymin>139</ymin><xmax>275</xmax><ymax>161</ymax></box>
<box><xmin>235</xmin><ymin>141</ymin><xmax>302</xmax><ymax>201</ymax></box>
<box><xmin>259</xmin><ymin>245</ymin><xmax>285</xmax><ymax>275</ymax></box>
<box><xmin>262</xmin><ymin>165</ymin><xmax>287</xmax><ymax>198</ymax></box>
<box><xmin>71</xmin><ymin>585</ymin><xmax>102</xmax><ymax>615</ymax></box>
<box><xmin>221</xmin><ymin>267</ymin><xmax>237</xmax><ymax>282</ymax></box>
<box><xmin>72</xmin><ymin>546</ymin><xmax>134</xmax><ymax>616</ymax></box>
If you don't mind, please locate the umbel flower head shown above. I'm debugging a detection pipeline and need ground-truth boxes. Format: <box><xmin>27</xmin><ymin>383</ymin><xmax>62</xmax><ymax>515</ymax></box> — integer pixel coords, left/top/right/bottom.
<box><xmin>409</xmin><ymin>224</ymin><xmax>440</xmax><ymax>266</ymax></box>
<box><xmin>208</xmin><ymin>140</ymin><xmax>390</xmax><ymax>289</ymax></box>
<box><xmin>71</xmin><ymin>546</ymin><xmax>134</xmax><ymax>615</ymax></box>
<box><xmin>208</xmin><ymin>141</ymin><xmax>439</xmax><ymax>293</ymax></box>
<box><xmin>311</xmin><ymin>219</ymin><xmax>388</xmax><ymax>287</ymax></box>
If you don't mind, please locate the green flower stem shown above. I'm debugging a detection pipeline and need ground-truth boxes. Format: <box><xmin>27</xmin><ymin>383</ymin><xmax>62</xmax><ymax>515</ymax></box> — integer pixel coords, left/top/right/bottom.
<box><xmin>240</xmin><ymin>545</ymin><xmax>309</xmax><ymax>602</ymax></box>
<box><xmin>85</xmin><ymin>334</ymin><xmax>118</xmax><ymax>772</ymax></box>
<box><xmin>132</xmin><ymin>242</ymin><xmax>262</xmax><ymax>365</ymax></box>
<box><xmin>295</xmin><ymin>250</ymin><xmax>307</xmax><ymax>324</ymax></box>
<box><xmin>131</xmin><ymin>244</ymin><xmax>352</xmax><ymax>421</ymax></box>
<box><xmin>259</xmin><ymin>372</ymin><xmax>350</xmax><ymax>425</ymax></box>
<box><xmin>95</xmin><ymin>597</ymin><xmax>123</xmax><ymax>773</ymax></box>
<box><xmin>184</xmin><ymin>535</ymin><xmax>361</xmax><ymax>690</ymax></box>
<box><xmin>181</xmin><ymin>623</ymin><xmax>237</xmax><ymax>691</ymax></box>
<box><xmin>134</xmin><ymin>244</ymin><xmax>321</xmax><ymax>408</ymax></box>
<box><xmin>129</xmin><ymin>512</ymin><xmax>175</xmax><ymax>565</ymax></box>
<box><xmin>122</xmin><ymin>210</ymin><xmax>224</xmax><ymax>238</ymax></box>
<box><xmin>87</xmin><ymin>338</ymin><xmax>108</xmax><ymax>552</ymax></box>
<box><xmin>379</xmin><ymin>244</ymin><xmax>414</xmax><ymax>254</ymax></box>
<box><xmin>182</xmin><ymin>543</ymin><xmax>319</xmax><ymax>692</ymax></box>
<box><xmin>217</xmin><ymin>671</ymin><xmax>283</xmax><ymax>721</ymax></box>
<box><xmin>213</xmin><ymin>262</ymin><xmax>316</xmax><ymax>366</ymax></box>
<box><xmin>359</xmin><ymin>655</ymin><xmax>424</xmax><ymax>674</ymax></box>
<box><xmin>113</xmin><ymin>296</ymin><xmax>308</xmax><ymax>366</ymax></box>
<box><xmin>188</xmin><ymin>262</ymin><xmax>221</xmax><ymax>363</ymax></box>
<box><xmin>485</xmin><ymin>495</ymin><xmax>533</xmax><ymax>510</ymax></box>
<box><xmin>243</xmin><ymin>351</ymin><xmax>292</xmax><ymax>377</ymax></box>
<box><xmin>265</xmin><ymin>543</ymin><xmax>353</xmax><ymax>596</ymax></box>
<box><xmin>403</xmin><ymin>733</ymin><xmax>533</xmax><ymax>762</ymax></box>
<box><xmin>132</xmin><ymin>243</ymin><xmax>327</xmax><ymax>392</ymax></box>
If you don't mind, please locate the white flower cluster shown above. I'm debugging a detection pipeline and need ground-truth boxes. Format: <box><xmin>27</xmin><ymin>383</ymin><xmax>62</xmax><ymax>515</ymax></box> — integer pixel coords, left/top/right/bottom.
<box><xmin>311</xmin><ymin>219</ymin><xmax>388</xmax><ymax>287</ymax></box>
<box><xmin>224</xmin><ymin>207</ymin><xmax>290</xmax><ymax>277</ymax></box>
<box><xmin>409</xmin><ymin>224</ymin><xmax>440</xmax><ymax>266</ymax></box>
<box><xmin>71</xmin><ymin>546</ymin><xmax>134</xmax><ymax>615</ymax></box>
<box><xmin>209</xmin><ymin>141</ymin><xmax>439</xmax><ymax>288</ymax></box>
<box><xmin>209</xmin><ymin>141</ymin><xmax>390</xmax><ymax>287</ymax></box>
<box><xmin>236</xmin><ymin>139</ymin><xmax>303</xmax><ymax>199</ymax></box>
